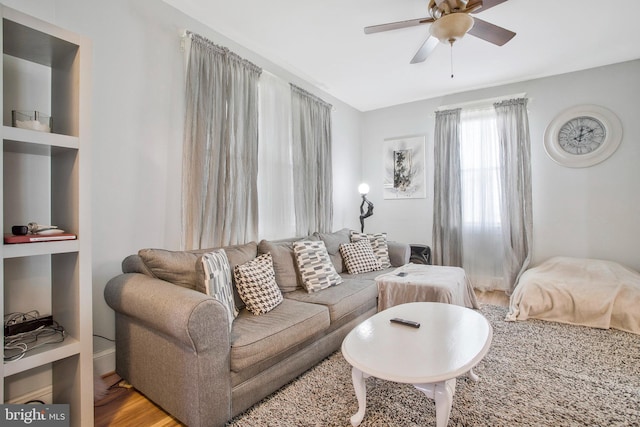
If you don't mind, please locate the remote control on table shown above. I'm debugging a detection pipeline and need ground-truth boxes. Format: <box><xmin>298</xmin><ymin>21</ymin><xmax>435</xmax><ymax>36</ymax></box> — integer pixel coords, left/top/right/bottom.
<box><xmin>396</xmin><ymin>272</ymin><xmax>408</xmax><ymax>277</ymax></box>
<box><xmin>390</xmin><ymin>318</ymin><xmax>420</xmax><ymax>328</ymax></box>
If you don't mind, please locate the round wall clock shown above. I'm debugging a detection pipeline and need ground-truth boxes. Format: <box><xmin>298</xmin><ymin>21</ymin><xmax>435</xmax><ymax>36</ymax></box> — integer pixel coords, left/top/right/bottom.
<box><xmin>543</xmin><ymin>104</ymin><xmax>623</xmax><ymax>168</ymax></box>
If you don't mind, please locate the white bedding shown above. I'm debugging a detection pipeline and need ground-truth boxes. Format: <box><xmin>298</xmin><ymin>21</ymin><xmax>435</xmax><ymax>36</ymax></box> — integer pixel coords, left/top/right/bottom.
<box><xmin>506</xmin><ymin>256</ymin><xmax>640</xmax><ymax>335</ymax></box>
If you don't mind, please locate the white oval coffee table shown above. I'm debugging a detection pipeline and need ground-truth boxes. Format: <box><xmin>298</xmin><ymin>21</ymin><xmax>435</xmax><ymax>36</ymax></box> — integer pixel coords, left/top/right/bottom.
<box><xmin>341</xmin><ymin>302</ymin><xmax>492</xmax><ymax>427</ymax></box>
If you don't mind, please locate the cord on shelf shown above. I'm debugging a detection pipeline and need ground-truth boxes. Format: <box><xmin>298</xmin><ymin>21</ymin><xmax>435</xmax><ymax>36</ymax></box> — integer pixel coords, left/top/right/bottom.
<box><xmin>4</xmin><ymin>318</ymin><xmax>66</xmax><ymax>362</ymax></box>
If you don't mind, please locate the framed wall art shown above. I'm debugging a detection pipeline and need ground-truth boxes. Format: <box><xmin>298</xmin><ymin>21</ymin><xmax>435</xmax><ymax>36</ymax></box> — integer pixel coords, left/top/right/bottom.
<box><xmin>383</xmin><ymin>135</ymin><xmax>426</xmax><ymax>199</ymax></box>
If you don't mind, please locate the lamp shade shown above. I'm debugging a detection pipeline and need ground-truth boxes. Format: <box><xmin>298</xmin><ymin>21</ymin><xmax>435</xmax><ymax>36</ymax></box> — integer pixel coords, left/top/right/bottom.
<box><xmin>358</xmin><ymin>183</ymin><xmax>370</xmax><ymax>195</ymax></box>
<box><xmin>429</xmin><ymin>13</ymin><xmax>474</xmax><ymax>44</ymax></box>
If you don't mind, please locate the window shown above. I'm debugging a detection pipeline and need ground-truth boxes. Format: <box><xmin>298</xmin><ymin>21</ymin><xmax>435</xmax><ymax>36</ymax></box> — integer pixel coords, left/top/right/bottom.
<box><xmin>433</xmin><ymin>96</ymin><xmax>532</xmax><ymax>292</ymax></box>
<box><xmin>460</xmin><ymin>108</ymin><xmax>502</xmax><ymax>227</ymax></box>
<box><xmin>459</xmin><ymin>107</ymin><xmax>505</xmax><ymax>290</ymax></box>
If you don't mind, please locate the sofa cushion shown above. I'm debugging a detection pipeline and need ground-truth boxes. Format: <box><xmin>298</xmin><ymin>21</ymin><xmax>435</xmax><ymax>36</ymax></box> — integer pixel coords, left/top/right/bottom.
<box><xmin>230</xmin><ymin>298</ymin><xmax>329</xmax><ymax>372</ymax></box>
<box><xmin>284</xmin><ymin>279</ymin><xmax>377</xmax><ymax>324</ymax></box>
<box><xmin>138</xmin><ymin>248</ymin><xmax>201</xmax><ymax>291</ymax></box>
<box><xmin>121</xmin><ymin>254</ymin><xmax>154</xmax><ymax>276</ymax></box>
<box><xmin>234</xmin><ymin>253</ymin><xmax>283</xmax><ymax>315</ymax></box>
<box><xmin>258</xmin><ymin>239</ymin><xmax>302</xmax><ymax>293</ymax></box>
<box><xmin>293</xmin><ymin>240</ymin><xmax>343</xmax><ymax>293</ymax></box>
<box><xmin>350</xmin><ymin>231</ymin><xmax>391</xmax><ymax>269</ymax></box>
<box><xmin>215</xmin><ymin>242</ymin><xmax>259</xmax><ymax>270</ymax></box>
<box><xmin>339</xmin><ymin>266</ymin><xmax>397</xmax><ymax>281</ymax></box>
<box><xmin>340</xmin><ymin>240</ymin><xmax>382</xmax><ymax>275</ymax></box>
<box><xmin>201</xmin><ymin>249</ymin><xmax>238</xmax><ymax>330</ymax></box>
<box><xmin>136</xmin><ymin>242</ymin><xmax>258</xmax><ymax>297</ymax></box>
<box><xmin>313</xmin><ymin>228</ymin><xmax>351</xmax><ymax>273</ymax></box>
<box><xmin>387</xmin><ymin>240</ymin><xmax>411</xmax><ymax>267</ymax></box>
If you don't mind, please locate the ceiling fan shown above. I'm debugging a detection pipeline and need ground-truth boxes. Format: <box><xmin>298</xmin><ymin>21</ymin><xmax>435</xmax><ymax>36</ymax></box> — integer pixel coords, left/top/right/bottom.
<box><xmin>364</xmin><ymin>0</ymin><xmax>515</xmax><ymax>64</ymax></box>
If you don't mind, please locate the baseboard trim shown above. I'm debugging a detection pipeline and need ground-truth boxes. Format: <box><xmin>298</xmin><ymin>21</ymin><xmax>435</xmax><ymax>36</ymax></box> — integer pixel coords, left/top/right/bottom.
<box><xmin>7</xmin><ymin>386</ymin><xmax>52</xmax><ymax>404</ymax></box>
<box><xmin>93</xmin><ymin>346</ymin><xmax>116</xmax><ymax>376</ymax></box>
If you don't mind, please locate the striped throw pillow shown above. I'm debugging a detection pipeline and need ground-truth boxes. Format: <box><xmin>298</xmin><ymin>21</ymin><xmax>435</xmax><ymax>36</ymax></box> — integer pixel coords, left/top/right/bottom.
<box><xmin>202</xmin><ymin>249</ymin><xmax>238</xmax><ymax>330</ymax></box>
<box><xmin>293</xmin><ymin>240</ymin><xmax>343</xmax><ymax>293</ymax></box>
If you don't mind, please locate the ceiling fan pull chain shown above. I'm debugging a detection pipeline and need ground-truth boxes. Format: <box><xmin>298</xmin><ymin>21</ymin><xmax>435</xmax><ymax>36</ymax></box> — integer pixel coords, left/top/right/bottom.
<box><xmin>450</xmin><ymin>40</ymin><xmax>455</xmax><ymax>78</ymax></box>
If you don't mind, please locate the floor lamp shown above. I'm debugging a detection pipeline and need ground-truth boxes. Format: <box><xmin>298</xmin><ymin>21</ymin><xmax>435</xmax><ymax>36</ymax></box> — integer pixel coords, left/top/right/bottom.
<box><xmin>358</xmin><ymin>183</ymin><xmax>374</xmax><ymax>233</ymax></box>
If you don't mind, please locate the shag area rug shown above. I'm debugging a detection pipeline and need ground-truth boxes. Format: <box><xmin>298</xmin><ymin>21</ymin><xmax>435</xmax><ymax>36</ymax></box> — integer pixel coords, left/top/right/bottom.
<box><xmin>227</xmin><ymin>304</ymin><xmax>640</xmax><ymax>427</ymax></box>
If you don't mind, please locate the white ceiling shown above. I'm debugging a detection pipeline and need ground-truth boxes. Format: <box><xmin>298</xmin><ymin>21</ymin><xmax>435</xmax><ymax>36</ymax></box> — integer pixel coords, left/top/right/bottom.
<box><xmin>165</xmin><ymin>0</ymin><xmax>640</xmax><ymax>112</ymax></box>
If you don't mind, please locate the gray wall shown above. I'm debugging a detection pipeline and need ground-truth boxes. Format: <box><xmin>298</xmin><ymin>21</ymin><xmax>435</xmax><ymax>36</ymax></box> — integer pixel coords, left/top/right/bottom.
<box><xmin>361</xmin><ymin>59</ymin><xmax>640</xmax><ymax>272</ymax></box>
<box><xmin>2</xmin><ymin>0</ymin><xmax>364</xmax><ymax>365</ymax></box>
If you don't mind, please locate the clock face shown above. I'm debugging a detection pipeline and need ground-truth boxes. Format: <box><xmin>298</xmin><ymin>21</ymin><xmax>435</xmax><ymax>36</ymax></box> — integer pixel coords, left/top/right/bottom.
<box><xmin>557</xmin><ymin>116</ymin><xmax>606</xmax><ymax>155</ymax></box>
<box><xmin>543</xmin><ymin>105</ymin><xmax>623</xmax><ymax>168</ymax></box>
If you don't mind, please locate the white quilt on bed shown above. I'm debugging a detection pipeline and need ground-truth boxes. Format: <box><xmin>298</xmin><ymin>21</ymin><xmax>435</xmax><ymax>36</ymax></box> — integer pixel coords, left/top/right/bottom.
<box><xmin>506</xmin><ymin>256</ymin><xmax>640</xmax><ymax>335</ymax></box>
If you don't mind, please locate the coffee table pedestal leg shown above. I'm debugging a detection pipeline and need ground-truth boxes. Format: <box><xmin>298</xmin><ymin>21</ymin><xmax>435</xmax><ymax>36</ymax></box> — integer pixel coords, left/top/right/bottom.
<box><xmin>350</xmin><ymin>367</ymin><xmax>369</xmax><ymax>426</ymax></box>
<box><xmin>467</xmin><ymin>367</ymin><xmax>479</xmax><ymax>382</ymax></box>
<box><xmin>414</xmin><ymin>378</ymin><xmax>457</xmax><ymax>427</ymax></box>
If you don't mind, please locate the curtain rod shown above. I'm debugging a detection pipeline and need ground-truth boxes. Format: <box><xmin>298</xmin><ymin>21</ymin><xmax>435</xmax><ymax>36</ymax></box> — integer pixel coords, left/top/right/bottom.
<box><xmin>436</xmin><ymin>93</ymin><xmax>527</xmax><ymax>112</ymax></box>
<box><xmin>180</xmin><ymin>29</ymin><xmax>335</xmax><ymax>111</ymax></box>
<box><xmin>291</xmin><ymin>84</ymin><xmax>333</xmax><ymax>110</ymax></box>
<box><xmin>180</xmin><ymin>29</ymin><xmax>261</xmax><ymax>74</ymax></box>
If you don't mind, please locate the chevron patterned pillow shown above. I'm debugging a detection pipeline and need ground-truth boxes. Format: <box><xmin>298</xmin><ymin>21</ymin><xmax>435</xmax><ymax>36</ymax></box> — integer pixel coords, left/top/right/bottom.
<box><xmin>340</xmin><ymin>239</ymin><xmax>383</xmax><ymax>275</ymax></box>
<box><xmin>293</xmin><ymin>240</ymin><xmax>343</xmax><ymax>293</ymax></box>
<box><xmin>234</xmin><ymin>253</ymin><xmax>283</xmax><ymax>315</ymax></box>
<box><xmin>202</xmin><ymin>249</ymin><xmax>238</xmax><ymax>329</ymax></box>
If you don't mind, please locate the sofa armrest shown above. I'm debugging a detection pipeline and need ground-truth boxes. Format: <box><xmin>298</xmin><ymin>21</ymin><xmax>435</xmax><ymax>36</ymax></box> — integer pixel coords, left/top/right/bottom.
<box><xmin>104</xmin><ymin>273</ymin><xmax>229</xmax><ymax>350</ymax></box>
<box><xmin>104</xmin><ymin>273</ymin><xmax>231</xmax><ymax>426</ymax></box>
<box><xmin>387</xmin><ymin>241</ymin><xmax>411</xmax><ymax>267</ymax></box>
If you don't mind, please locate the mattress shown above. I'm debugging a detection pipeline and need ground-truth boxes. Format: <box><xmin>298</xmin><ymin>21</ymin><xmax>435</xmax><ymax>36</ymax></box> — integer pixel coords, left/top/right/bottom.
<box><xmin>506</xmin><ymin>256</ymin><xmax>640</xmax><ymax>335</ymax></box>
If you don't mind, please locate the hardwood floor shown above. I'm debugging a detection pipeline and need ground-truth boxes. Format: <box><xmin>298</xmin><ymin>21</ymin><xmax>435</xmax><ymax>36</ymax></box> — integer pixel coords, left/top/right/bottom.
<box><xmin>94</xmin><ymin>374</ymin><xmax>184</xmax><ymax>427</ymax></box>
<box><xmin>475</xmin><ymin>289</ymin><xmax>510</xmax><ymax>307</ymax></box>
<box><xmin>93</xmin><ymin>290</ymin><xmax>509</xmax><ymax>426</ymax></box>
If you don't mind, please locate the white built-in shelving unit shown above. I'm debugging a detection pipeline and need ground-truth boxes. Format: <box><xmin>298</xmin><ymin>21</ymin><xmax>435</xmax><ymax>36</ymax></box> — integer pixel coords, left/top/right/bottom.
<box><xmin>1</xmin><ymin>5</ymin><xmax>92</xmax><ymax>426</ymax></box>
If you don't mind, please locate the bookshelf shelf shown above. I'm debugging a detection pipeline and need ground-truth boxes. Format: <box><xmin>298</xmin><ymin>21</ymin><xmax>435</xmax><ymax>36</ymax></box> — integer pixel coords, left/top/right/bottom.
<box><xmin>4</xmin><ymin>338</ymin><xmax>81</xmax><ymax>377</ymax></box>
<box><xmin>2</xmin><ymin>126</ymin><xmax>79</xmax><ymax>150</ymax></box>
<box><xmin>2</xmin><ymin>240</ymin><xmax>80</xmax><ymax>259</ymax></box>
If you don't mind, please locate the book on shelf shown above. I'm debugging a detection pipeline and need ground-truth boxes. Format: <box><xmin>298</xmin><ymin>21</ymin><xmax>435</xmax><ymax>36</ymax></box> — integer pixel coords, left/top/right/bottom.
<box><xmin>4</xmin><ymin>233</ymin><xmax>77</xmax><ymax>244</ymax></box>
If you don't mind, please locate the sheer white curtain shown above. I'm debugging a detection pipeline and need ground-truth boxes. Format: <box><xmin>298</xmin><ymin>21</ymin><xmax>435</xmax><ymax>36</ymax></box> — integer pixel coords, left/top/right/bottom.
<box><xmin>257</xmin><ymin>72</ymin><xmax>295</xmax><ymax>239</ymax></box>
<box><xmin>460</xmin><ymin>108</ymin><xmax>505</xmax><ymax>290</ymax></box>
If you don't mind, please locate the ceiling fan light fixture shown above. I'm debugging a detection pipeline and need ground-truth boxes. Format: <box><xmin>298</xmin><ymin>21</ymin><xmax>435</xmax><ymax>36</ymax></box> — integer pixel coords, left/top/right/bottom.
<box><xmin>429</xmin><ymin>13</ymin><xmax>474</xmax><ymax>44</ymax></box>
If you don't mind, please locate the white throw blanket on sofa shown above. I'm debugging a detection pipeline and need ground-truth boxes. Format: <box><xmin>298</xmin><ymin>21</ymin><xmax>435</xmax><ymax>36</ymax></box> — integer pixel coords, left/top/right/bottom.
<box><xmin>506</xmin><ymin>256</ymin><xmax>640</xmax><ymax>335</ymax></box>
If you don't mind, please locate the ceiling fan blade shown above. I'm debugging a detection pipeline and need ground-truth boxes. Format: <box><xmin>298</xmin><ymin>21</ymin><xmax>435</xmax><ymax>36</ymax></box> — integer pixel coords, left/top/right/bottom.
<box><xmin>470</xmin><ymin>0</ymin><xmax>509</xmax><ymax>13</ymax></box>
<box><xmin>364</xmin><ymin>17</ymin><xmax>434</xmax><ymax>34</ymax></box>
<box><xmin>468</xmin><ymin>17</ymin><xmax>515</xmax><ymax>46</ymax></box>
<box><xmin>410</xmin><ymin>36</ymin><xmax>440</xmax><ymax>64</ymax></box>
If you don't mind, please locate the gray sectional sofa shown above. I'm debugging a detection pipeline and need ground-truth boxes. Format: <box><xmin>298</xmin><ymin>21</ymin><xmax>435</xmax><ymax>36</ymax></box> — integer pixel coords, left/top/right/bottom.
<box><xmin>104</xmin><ymin>228</ymin><xmax>410</xmax><ymax>426</ymax></box>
